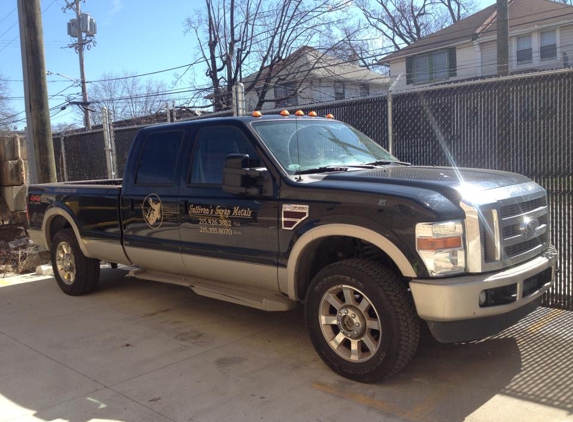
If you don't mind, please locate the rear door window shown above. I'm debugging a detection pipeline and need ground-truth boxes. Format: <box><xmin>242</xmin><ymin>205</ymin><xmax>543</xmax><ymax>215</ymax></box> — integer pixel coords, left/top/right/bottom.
<box><xmin>135</xmin><ymin>130</ymin><xmax>184</xmax><ymax>185</ymax></box>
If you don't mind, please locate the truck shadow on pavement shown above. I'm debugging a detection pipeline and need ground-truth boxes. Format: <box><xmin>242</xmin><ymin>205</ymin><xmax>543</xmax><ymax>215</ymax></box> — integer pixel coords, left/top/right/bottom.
<box><xmin>0</xmin><ymin>268</ymin><xmax>571</xmax><ymax>422</ymax></box>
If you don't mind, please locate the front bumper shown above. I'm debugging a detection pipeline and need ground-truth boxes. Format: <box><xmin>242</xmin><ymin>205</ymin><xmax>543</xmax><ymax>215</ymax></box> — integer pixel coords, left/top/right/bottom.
<box><xmin>409</xmin><ymin>247</ymin><xmax>558</xmax><ymax>342</ymax></box>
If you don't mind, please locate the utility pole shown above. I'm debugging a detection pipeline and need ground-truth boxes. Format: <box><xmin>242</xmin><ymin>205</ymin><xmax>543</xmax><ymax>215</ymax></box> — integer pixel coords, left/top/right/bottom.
<box><xmin>497</xmin><ymin>0</ymin><xmax>510</xmax><ymax>76</ymax></box>
<box><xmin>17</xmin><ymin>0</ymin><xmax>56</xmax><ymax>184</ymax></box>
<box><xmin>63</xmin><ymin>0</ymin><xmax>96</xmax><ymax>130</ymax></box>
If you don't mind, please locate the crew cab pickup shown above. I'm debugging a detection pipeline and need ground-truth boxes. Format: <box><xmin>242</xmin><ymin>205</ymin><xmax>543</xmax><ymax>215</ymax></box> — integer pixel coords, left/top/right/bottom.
<box><xmin>28</xmin><ymin>113</ymin><xmax>558</xmax><ymax>382</ymax></box>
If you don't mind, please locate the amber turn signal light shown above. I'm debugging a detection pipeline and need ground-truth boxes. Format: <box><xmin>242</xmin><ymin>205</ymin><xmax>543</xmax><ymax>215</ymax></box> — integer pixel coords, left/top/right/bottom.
<box><xmin>417</xmin><ymin>237</ymin><xmax>462</xmax><ymax>251</ymax></box>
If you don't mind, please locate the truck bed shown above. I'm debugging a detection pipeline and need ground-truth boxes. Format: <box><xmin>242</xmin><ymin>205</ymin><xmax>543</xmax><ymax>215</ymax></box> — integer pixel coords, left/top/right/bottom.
<box><xmin>28</xmin><ymin>181</ymin><xmax>127</xmax><ymax>265</ymax></box>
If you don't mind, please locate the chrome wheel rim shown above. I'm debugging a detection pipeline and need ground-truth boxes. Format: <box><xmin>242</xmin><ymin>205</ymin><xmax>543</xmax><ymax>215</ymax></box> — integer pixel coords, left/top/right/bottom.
<box><xmin>319</xmin><ymin>285</ymin><xmax>382</xmax><ymax>362</ymax></box>
<box><xmin>56</xmin><ymin>241</ymin><xmax>76</xmax><ymax>285</ymax></box>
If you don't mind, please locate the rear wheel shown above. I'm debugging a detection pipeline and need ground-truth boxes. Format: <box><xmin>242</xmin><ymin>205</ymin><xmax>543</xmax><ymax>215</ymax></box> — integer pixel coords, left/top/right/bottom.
<box><xmin>51</xmin><ymin>229</ymin><xmax>100</xmax><ymax>296</ymax></box>
<box><xmin>305</xmin><ymin>259</ymin><xmax>419</xmax><ymax>382</ymax></box>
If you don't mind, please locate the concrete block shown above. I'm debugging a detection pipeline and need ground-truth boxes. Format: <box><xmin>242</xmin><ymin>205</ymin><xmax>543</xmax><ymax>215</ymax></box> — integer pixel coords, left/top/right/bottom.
<box><xmin>1</xmin><ymin>185</ymin><xmax>27</xmax><ymax>211</ymax></box>
<box><xmin>36</xmin><ymin>264</ymin><xmax>54</xmax><ymax>276</ymax></box>
<box><xmin>0</xmin><ymin>134</ymin><xmax>25</xmax><ymax>161</ymax></box>
<box><xmin>18</xmin><ymin>136</ymin><xmax>27</xmax><ymax>160</ymax></box>
<box><xmin>1</xmin><ymin>158</ymin><xmax>26</xmax><ymax>186</ymax></box>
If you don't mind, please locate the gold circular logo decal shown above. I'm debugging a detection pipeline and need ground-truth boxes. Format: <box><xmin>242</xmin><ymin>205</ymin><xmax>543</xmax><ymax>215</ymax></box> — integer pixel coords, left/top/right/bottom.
<box><xmin>142</xmin><ymin>194</ymin><xmax>163</xmax><ymax>229</ymax></box>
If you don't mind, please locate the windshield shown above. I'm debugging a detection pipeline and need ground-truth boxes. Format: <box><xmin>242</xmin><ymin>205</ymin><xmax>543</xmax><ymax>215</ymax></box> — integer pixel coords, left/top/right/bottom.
<box><xmin>251</xmin><ymin>120</ymin><xmax>398</xmax><ymax>174</ymax></box>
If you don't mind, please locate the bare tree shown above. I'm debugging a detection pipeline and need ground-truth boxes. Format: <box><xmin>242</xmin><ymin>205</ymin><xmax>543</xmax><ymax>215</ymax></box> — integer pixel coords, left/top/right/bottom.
<box><xmin>77</xmin><ymin>70</ymin><xmax>171</xmax><ymax>125</ymax></box>
<box><xmin>185</xmin><ymin>0</ymin><xmax>347</xmax><ymax>111</ymax></box>
<box><xmin>0</xmin><ymin>75</ymin><xmax>17</xmax><ymax>131</ymax></box>
<box><xmin>355</xmin><ymin>0</ymin><xmax>478</xmax><ymax>51</ymax></box>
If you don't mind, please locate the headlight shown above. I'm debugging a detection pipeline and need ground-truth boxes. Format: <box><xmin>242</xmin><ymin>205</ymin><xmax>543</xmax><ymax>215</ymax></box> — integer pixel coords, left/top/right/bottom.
<box><xmin>416</xmin><ymin>221</ymin><xmax>465</xmax><ymax>276</ymax></box>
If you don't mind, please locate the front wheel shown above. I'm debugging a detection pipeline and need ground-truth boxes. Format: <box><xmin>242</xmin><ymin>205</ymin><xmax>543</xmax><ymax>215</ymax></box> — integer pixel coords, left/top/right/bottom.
<box><xmin>305</xmin><ymin>259</ymin><xmax>420</xmax><ymax>382</ymax></box>
<box><xmin>51</xmin><ymin>229</ymin><xmax>100</xmax><ymax>296</ymax></box>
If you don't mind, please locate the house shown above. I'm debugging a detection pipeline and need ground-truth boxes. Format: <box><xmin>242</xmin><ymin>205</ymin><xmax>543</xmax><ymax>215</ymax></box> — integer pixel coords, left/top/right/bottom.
<box><xmin>243</xmin><ymin>46</ymin><xmax>389</xmax><ymax>111</ymax></box>
<box><xmin>381</xmin><ymin>0</ymin><xmax>573</xmax><ymax>89</ymax></box>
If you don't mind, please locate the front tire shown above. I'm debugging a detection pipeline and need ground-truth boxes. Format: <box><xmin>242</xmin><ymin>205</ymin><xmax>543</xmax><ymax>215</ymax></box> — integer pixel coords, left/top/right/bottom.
<box><xmin>51</xmin><ymin>229</ymin><xmax>100</xmax><ymax>296</ymax></box>
<box><xmin>305</xmin><ymin>259</ymin><xmax>420</xmax><ymax>382</ymax></box>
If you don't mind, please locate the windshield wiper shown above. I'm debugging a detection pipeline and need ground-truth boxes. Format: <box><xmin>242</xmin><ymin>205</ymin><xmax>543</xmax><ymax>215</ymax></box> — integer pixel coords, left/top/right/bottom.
<box><xmin>294</xmin><ymin>164</ymin><xmax>379</xmax><ymax>175</ymax></box>
<box><xmin>363</xmin><ymin>160</ymin><xmax>411</xmax><ymax>166</ymax></box>
<box><xmin>295</xmin><ymin>166</ymin><xmax>350</xmax><ymax>175</ymax></box>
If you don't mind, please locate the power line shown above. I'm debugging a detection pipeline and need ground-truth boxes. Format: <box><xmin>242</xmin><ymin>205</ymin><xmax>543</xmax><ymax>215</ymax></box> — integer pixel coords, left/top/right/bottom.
<box><xmin>0</xmin><ymin>6</ymin><xmax>17</xmax><ymax>26</ymax></box>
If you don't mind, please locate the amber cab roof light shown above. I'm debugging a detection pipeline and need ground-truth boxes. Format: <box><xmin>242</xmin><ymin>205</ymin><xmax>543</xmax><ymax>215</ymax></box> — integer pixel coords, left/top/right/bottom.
<box><xmin>326</xmin><ymin>113</ymin><xmax>334</xmax><ymax>119</ymax></box>
<box><xmin>295</xmin><ymin>110</ymin><xmax>304</xmax><ymax>116</ymax></box>
<box><xmin>308</xmin><ymin>111</ymin><xmax>317</xmax><ymax>117</ymax></box>
<box><xmin>280</xmin><ymin>110</ymin><xmax>290</xmax><ymax>116</ymax></box>
<box><xmin>252</xmin><ymin>110</ymin><xmax>262</xmax><ymax>117</ymax></box>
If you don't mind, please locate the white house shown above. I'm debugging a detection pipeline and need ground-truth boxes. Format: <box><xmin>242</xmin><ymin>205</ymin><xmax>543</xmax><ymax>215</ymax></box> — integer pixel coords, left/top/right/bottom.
<box><xmin>381</xmin><ymin>0</ymin><xmax>573</xmax><ymax>89</ymax></box>
<box><xmin>243</xmin><ymin>46</ymin><xmax>389</xmax><ymax>111</ymax></box>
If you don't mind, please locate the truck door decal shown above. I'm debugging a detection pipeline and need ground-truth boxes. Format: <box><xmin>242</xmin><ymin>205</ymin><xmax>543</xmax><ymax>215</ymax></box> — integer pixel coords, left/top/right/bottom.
<box><xmin>142</xmin><ymin>194</ymin><xmax>163</xmax><ymax>229</ymax></box>
<box><xmin>282</xmin><ymin>204</ymin><xmax>309</xmax><ymax>230</ymax></box>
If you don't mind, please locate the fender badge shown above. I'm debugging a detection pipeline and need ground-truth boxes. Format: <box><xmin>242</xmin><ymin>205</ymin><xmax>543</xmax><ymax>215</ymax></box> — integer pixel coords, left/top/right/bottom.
<box><xmin>142</xmin><ymin>194</ymin><xmax>163</xmax><ymax>229</ymax></box>
<box><xmin>282</xmin><ymin>204</ymin><xmax>309</xmax><ymax>230</ymax></box>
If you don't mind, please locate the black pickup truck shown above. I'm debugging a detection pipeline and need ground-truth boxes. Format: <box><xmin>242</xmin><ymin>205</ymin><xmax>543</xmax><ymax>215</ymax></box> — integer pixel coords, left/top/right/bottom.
<box><xmin>28</xmin><ymin>112</ymin><xmax>557</xmax><ymax>382</ymax></box>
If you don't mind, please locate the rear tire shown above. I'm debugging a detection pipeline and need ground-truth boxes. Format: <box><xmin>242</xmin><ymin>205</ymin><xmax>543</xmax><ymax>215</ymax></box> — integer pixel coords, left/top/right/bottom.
<box><xmin>51</xmin><ymin>229</ymin><xmax>100</xmax><ymax>296</ymax></box>
<box><xmin>305</xmin><ymin>259</ymin><xmax>419</xmax><ymax>382</ymax></box>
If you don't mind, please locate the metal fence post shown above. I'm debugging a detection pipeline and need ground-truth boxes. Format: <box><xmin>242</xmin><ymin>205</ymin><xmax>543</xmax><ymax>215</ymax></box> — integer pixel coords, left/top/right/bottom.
<box><xmin>233</xmin><ymin>83</ymin><xmax>245</xmax><ymax>116</ymax></box>
<box><xmin>60</xmin><ymin>134</ymin><xmax>68</xmax><ymax>182</ymax></box>
<box><xmin>102</xmin><ymin>107</ymin><xmax>115</xmax><ymax>179</ymax></box>
<box><xmin>387</xmin><ymin>73</ymin><xmax>402</xmax><ymax>155</ymax></box>
<box><xmin>109</xmin><ymin>108</ymin><xmax>118</xmax><ymax>179</ymax></box>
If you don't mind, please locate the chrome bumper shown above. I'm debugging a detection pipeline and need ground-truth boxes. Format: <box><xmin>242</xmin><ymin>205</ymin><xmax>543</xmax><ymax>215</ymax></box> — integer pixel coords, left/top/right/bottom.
<box><xmin>409</xmin><ymin>247</ymin><xmax>558</xmax><ymax>322</ymax></box>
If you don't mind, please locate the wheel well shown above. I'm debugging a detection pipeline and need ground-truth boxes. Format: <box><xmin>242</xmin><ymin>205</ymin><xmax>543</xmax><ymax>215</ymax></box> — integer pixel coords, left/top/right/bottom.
<box><xmin>48</xmin><ymin>216</ymin><xmax>72</xmax><ymax>246</ymax></box>
<box><xmin>296</xmin><ymin>236</ymin><xmax>404</xmax><ymax>302</ymax></box>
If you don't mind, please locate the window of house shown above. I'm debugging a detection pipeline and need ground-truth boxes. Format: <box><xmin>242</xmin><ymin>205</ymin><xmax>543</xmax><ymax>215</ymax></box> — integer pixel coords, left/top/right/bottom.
<box><xmin>432</xmin><ymin>50</ymin><xmax>449</xmax><ymax>80</ymax></box>
<box><xmin>540</xmin><ymin>30</ymin><xmax>557</xmax><ymax>61</ymax></box>
<box><xmin>517</xmin><ymin>35</ymin><xmax>532</xmax><ymax>64</ymax></box>
<box><xmin>274</xmin><ymin>82</ymin><xmax>297</xmax><ymax>108</ymax></box>
<box><xmin>135</xmin><ymin>131</ymin><xmax>183</xmax><ymax>185</ymax></box>
<box><xmin>406</xmin><ymin>47</ymin><xmax>456</xmax><ymax>85</ymax></box>
<box><xmin>413</xmin><ymin>55</ymin><xmax>430</xmax><ymax>84</ymax></box>
<box><xmin>359</xmin><ymin>83</ymin><xmax>370</xmax><ymax>97</ymax></box>
<box><xmin>334</xmin><ymin>81</ymin><xmax>345</xmax><ymax>100</ymax></box>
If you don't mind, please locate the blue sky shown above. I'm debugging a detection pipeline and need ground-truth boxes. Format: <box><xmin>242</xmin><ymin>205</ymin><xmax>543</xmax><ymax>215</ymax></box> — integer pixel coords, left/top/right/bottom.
<box><xmin>0</xmin><ymin>0</ymin><xmax>201</xmax><ymax>128</ymax></box>
<box><xmin>0</xmin><ymin>0</ymin><xmax>492</xmax><ymax>129</ymax></box>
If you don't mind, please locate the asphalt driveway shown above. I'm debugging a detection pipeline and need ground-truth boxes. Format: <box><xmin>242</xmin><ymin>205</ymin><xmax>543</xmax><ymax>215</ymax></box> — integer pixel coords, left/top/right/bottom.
<box><xmin>0</xmin><ymin>266</ymin><xmax>571</xmax><ymax>422</ymax></box>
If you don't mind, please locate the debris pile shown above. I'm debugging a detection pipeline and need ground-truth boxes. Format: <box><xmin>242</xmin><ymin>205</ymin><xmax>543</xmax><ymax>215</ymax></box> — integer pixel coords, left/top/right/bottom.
<box><xmin>0</xmin><ymin>225</ymin><xmax>50</xmax><ymax>276</ymax></box>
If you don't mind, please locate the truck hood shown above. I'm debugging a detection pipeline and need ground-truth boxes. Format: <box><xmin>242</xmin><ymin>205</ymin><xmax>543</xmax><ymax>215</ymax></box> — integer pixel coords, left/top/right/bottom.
<box><xmin>325</xmin><ymin>166</ymin><xmax>532</xmax><ymax>190</ymax></box>
<box><xmin>309</xmin><ymin>165</ymin><xmax>535</xmax><ymax>209</ymax></box>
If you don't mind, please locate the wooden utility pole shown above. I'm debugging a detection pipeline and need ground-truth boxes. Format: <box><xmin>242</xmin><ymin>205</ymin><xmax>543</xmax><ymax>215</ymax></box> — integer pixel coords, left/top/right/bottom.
<box><xmin>497</xmin><ymin>0</ymin><xmax>510</xmax><ymax>76</ymax></box>
<box><xmin>17</xmin><ymin>0</ymin><xmax>56</xmax><ymax>184</ymax></box>
<box><xmin>63</xmin><ymin>0</ymin><xmax>92</xmax><ymax>130</ymax></box>
<box><xmin>75</xmin><ymin>0</ymin><xmax>91</xmax><ymax>130</ymax></box>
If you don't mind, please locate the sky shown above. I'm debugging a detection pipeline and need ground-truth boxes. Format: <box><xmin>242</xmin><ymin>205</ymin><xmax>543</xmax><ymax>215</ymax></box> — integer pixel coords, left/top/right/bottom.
<box><xmin>0</xmin><ymin>0</ymin><xmax>202</xmax><ymax>129</ymax></box>
<box><xmin>0</xmin><ymin>0</ymin><xmax>492</xmax><ymax>129</ymax></box>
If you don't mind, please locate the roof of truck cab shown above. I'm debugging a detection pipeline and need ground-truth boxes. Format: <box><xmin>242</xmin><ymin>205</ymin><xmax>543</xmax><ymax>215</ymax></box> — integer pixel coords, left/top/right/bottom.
<box><xmin>139</xmin><ymin>114</ymin><xmax>338</xmax><ymax>131</ymax></box>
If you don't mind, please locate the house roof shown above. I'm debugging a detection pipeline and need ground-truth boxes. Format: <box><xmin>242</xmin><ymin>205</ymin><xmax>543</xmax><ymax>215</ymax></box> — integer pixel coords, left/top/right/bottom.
<box><xmin>382</xmin><ymin>0</ymin><xmax>573</xmax><ymax>62</ymax></box>
<box><xmin>244</xmin><ymin>46</ymin><xmax>389</xmax><ymax>86</ymax></box>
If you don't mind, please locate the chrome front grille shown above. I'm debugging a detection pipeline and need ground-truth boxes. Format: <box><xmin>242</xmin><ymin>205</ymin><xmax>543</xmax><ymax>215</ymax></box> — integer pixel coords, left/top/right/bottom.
<box><xmin>498</xmin><ymin>195</ymin><xmax>549</xmax><ymax>265</ymax></box>
<box><xmin>481</xmin><ymin>191</ymin><xmax>549</xmax><ymax>268</ymax></box>
<box><xmin>499</xmin><ymin>197</ymin><xmax>546</xmax><ymax>218</ymax></box>
<box><xmin>461</xmin><ymin>181</ymin><xmax>550</xmax><ymax>273</ymax></box>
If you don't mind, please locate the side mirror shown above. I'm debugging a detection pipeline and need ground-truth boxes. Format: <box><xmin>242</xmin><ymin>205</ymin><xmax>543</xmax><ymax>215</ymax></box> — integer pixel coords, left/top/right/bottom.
<box><xmin>223</xmin><ymin>153</ymin><xmax>268</xmax><ymax>195</ymax></box>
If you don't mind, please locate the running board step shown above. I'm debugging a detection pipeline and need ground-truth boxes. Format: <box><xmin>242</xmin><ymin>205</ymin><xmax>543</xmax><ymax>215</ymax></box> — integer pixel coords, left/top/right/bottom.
<box><xmin>128</xmin><ymin>268</ymin><xmax>295</xmax><ymax>312</ymax></box>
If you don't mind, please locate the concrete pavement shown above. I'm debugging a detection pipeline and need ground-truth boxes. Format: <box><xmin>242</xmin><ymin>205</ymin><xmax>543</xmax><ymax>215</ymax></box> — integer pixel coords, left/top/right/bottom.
<box><xmin>0</xmin><ymin>267</ymin><xmax>571</xmax><ymax>422</ymax></box>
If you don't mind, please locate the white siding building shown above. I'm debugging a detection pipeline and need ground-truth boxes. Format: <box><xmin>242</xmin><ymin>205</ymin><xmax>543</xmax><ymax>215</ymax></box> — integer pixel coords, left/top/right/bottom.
<box><xmin>243</xmin><ymin>47</ymin><xmax>390</xmax><ymax>111</ymax></box>
<box><xmin>381</xmin><ymin>0</ymin><xmax>573</xmax><ymax>90</ymax></box>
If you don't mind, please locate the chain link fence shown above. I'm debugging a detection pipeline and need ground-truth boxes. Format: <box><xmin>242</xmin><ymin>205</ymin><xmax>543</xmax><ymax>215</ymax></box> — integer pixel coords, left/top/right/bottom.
<box><xmin>390</xmin><ymin>70</ymin><xmax>572</xmax><ymax>311</ymax></box>
<box><xmin>51</xmin><ymin>69</ymin><xmax>572</xmax><ymax>311</ymax></box>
